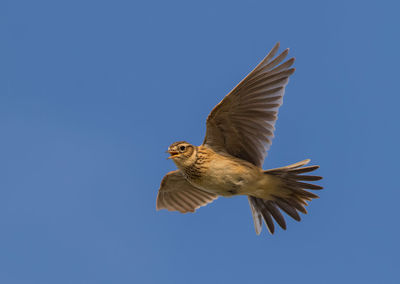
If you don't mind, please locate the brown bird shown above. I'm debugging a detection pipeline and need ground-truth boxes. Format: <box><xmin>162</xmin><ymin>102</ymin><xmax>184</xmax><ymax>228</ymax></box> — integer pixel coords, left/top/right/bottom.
<box><xmin>156</xmin><ymin>43</ymin><xmax>323</xmax><ymax>235</ymax></box>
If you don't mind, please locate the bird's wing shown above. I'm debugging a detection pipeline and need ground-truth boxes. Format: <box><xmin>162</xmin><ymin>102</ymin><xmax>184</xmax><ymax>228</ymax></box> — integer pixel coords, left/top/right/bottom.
<box><xmin>203</xmin><ymin>42</ymin><xmax>295</xmax><ymax>167</ymax></box>
<box><xmin>156</xmin><ymin>170</ymin><xmax>218</xmax><ymax>213</ymax></box>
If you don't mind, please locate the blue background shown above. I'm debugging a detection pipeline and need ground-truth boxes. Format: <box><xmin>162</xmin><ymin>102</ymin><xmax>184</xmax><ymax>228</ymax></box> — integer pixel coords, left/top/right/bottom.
<box><xmin>2</xmin><ymin>0</ymin><xmax>399</xmax><ymax>283</ymax></box>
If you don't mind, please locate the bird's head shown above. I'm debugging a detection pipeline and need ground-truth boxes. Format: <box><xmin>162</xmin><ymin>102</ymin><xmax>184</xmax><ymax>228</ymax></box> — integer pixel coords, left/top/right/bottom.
<box><xmin>167</xmin><ymin>141</ymin><xmax>197</xmax><ymax>168</ymax></box>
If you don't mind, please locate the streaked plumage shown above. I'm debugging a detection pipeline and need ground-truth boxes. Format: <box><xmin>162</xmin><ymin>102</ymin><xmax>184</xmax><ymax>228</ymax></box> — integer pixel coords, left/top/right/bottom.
<box><xmin>156</xmin><ymin>43</ymin><xmax>323</xmax><ymax>235</ymax></box>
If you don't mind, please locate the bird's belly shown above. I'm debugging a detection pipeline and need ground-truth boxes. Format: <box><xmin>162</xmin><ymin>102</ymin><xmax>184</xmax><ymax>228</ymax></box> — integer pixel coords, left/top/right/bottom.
<box><xmin>190</xmin><ymin>158</ymin><xmax>258</xmax><ymax>196</ymax></box>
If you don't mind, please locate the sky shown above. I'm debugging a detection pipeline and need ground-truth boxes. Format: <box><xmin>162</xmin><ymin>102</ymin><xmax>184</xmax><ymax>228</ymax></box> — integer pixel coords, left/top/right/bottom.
<box><xmin>2</xmin><ymin>0</ymin><xmax>400</xmax><ymax>283</ymax></box>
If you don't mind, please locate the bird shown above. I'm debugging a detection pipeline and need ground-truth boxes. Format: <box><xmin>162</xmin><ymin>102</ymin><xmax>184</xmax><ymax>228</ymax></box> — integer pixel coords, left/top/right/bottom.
<box><xmin>156</xmin><ymin>42</ymin><xmax>323</xmax><ymax>235</ymax></box>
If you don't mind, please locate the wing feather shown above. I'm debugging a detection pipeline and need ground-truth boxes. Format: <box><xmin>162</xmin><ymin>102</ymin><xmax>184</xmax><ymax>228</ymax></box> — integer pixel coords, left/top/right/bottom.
<box><xmin>203</xmin><ymin>43</ymin><xmax>295</xmax><ymax>167</ymax></box>
<box><xmin>156</xmin><ymin>171</ymin><xmax>218</xmax><ymax>213</ymax></box>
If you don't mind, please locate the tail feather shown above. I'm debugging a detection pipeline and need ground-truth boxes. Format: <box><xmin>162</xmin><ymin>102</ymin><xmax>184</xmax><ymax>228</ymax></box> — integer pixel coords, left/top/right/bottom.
<box><xmin>251</xmin><ymin>197</ymin><xmax>275</xmax><ymax>234</ymax></box>
<box><xmin>264</xmin><ymin>200</ymin><xmax>287</xmax><ymax>230</ymax></box>
<box><xmin>288</xmin><ymin>165</ymin><xmax>320</xmax><ymax>174</ymax></box>
<box><xmin>287</xmin><ymin>197</ymin><xmax>308</xmax><ymax>214</ymax></box>
<box><xmin>248</xmin><ymin>159</ymin><xmax>323</xmax><ymax>235</ymax></box>
<box><xmin>248</xmin><ymin>197</ymin><xmax>263</xmax><ymax>235</ymax></box>
<box><xmin>274</xmin><ymin>197</ymin><xmax>301</xmax><ymax>221</ymax></box>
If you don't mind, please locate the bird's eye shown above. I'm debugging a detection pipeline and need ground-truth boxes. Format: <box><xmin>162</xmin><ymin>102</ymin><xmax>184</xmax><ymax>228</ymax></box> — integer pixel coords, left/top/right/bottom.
<box><xmin>179</xmin><ymin>145</ymin><xmax>186</xmax><ymax>151</ymax></box>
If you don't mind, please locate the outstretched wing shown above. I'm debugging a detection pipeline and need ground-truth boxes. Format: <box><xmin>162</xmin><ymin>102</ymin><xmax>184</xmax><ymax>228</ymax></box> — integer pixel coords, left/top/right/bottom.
<box><xmin>156</xmin><ymin>170</ymin><xmax>218</xmax><ymax>213</ymax></box>
<box><xmin>203</xmin><ymin>42</ymin><xmax>295</xmax><ymax>167</ymax></box>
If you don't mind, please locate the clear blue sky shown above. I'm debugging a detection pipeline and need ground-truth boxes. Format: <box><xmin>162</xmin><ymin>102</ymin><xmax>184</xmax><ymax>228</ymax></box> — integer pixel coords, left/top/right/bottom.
<box><xmin>2</xmin><ymin>0</ymin><xmax>399</xmax><ymax>283</ymax></box>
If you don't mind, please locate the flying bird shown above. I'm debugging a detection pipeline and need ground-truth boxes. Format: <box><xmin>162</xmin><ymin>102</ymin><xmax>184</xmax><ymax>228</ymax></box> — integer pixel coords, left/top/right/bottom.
<box><xmin>156</xmin><ymin>43</ymin><xmax>323</xmax><ymax>235</ymax></box>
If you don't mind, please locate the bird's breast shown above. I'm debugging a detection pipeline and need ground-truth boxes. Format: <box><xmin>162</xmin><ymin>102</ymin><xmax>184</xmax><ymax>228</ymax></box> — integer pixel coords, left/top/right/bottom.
<box><xmin>185</xmin><ymin>152</ymin><xmax>260</xmax><ymax>196</ymax></box>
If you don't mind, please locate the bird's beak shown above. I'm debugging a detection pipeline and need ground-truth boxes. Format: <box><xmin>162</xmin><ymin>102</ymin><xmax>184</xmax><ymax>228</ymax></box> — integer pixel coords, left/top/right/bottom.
<box><xmin>167</xmin><ymin>149</ymin><xmax>179</xmax><ymax>159</ymax></box>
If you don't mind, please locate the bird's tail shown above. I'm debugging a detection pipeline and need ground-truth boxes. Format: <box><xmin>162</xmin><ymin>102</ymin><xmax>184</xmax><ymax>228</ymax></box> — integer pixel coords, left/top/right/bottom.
<box><xmin>248</xmin><ymin>159</ymin><xmax>323</xmax><ymax>235</ymax></box>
